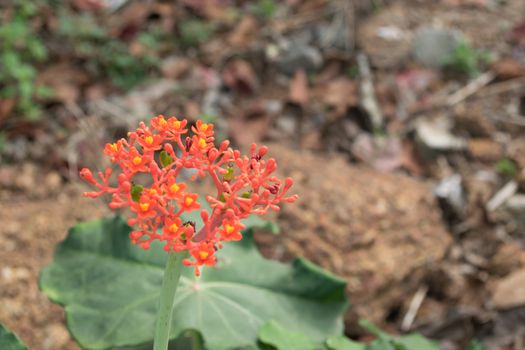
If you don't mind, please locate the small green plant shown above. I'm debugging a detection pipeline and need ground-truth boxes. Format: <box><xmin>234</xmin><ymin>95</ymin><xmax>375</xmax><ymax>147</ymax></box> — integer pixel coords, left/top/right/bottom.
<box><xmin>55</xmin><ymin>8</ymin><xmax>160</xmax><ymax>90</ymax></box>
<box><xmin>179</xmin><ymin>19</ymin><xmax>216</xmax><ymax>48</ymax></box>
<box><xmin>249</xmin><ymin>0</ymin><xmax>278</xmax><ymax>19</ymax></box>
<box><xmin>443</xmin><ymin>40</ymin><xmax>491</xmax><ymax>77</ymax></box>
<box><xmin>0</xmin><ymin>0</ymin><xmax>51</xmax><ymax>120</ymax></box>
<box><xmin>496</xmin><ymin>158</ymin><xmax>519</xmax><ymax>177</ymax></box>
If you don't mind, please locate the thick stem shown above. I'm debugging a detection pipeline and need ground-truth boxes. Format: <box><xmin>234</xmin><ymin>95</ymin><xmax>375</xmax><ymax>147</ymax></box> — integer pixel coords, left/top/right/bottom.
<box><xmin>153</xmin><ymin>251</ymin><xmax>186</xmax><ymax>350</ymax></box>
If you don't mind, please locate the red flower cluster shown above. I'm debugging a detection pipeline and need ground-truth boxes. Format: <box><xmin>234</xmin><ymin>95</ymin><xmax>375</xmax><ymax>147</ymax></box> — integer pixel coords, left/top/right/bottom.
<box><xmin>80</xmin><ymin>116</ymin><xmax>297</xmax><ymax>275</ymax></box>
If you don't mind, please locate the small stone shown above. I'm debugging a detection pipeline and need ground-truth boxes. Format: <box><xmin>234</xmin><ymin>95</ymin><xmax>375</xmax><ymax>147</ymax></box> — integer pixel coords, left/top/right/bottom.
<box><xmin>415</xmin><ymin>117</ymin><xmax>467</xmax><ymax>158</ymax></box>
<box><xmin>44</xmin><ymin>172</ymin><xmax>62</xmax><ymax>194</ymax></box>
<box><xmin>502</xmin><ymin>194</ymin><xmax>525</xmax><ymax>232</ymax></box>
<box><xmin>468</xmin><ymin>139</ymin><xmax>503</xmax><ymax>162</ymax></box>
<box><xmin>43</xmin><ymin>324</ymin><xmax>70</xmax><ymax>350</ymax></box>
<box><xmin>276</xmin><ymin>42</ymin><xmax>323</xmax><ymax>75</ymax></box>
<box><xmin>412</xmin><ymin>28</ymin><xmax>461</xmax><ymax>68</ymax></box>
<box><xmin>434</xmin><ymin>174</ymin><xmax>466</xmax><ymax>222</ymax></box>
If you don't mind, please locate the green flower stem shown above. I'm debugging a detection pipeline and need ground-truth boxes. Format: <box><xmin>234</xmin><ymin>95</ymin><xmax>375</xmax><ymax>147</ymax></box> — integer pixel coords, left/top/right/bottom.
<box><xmin>153</xmin><ymin>251</ymin><xmax>186</xmax><ymax>350</ymax></box>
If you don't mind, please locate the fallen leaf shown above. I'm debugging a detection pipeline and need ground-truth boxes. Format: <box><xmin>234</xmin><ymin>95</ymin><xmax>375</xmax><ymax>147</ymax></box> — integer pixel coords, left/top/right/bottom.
<box><xmin>351</xmin><ymin>133</ymin><xmax>404</xmax><ymax>172</ymax></box>
<box><xmin>222</xmin><ymin>59</ymin><xmax>259</xmax><ymax>94</ymax></box>
<box><xmin>37</xmin><ymin>62</ymin><xmax>90</xmax><ymax>105</ymax></box>
<box><xmin>289</xmin><ymin>69</ymin><xmax>309</xmax><ymax>106</ymax></box>
<box><xmin>72</xmin><ymin>0</ymin><xmax>106</xmax><ymax>11</ymax></box>
<box><xmin>509</xmin><ymin>20</ymin><xmax>525</xmax><ymax>46</ymax></box>
<box><xmin>229</xmin><ymin>102</ymin><xmax>272</xmax><ymax>146</ymax></box>
<box><xmin>492</xmin><ymin>58</ymin><xmax>525</xmax><ymax>79</ymax></box>
<box><xmin>0</xmin><ymin>98</ymin><xmax>16</xmax><ymax>124</ymax></box>
<box><xmin>401</xmin><ymin>139</ymin><xmax>424</xmax><ymax>176</ymax></box>
<box><xmin>161</xmin><ymin>57</ymin><xmax>192</xmax><ymax>79</ymax></box>
<box><xmin>184</xmin><ymin>100</ymin><xmax>201</xmax><ymax>120</ymax></box>
<box><xmin>321</xmin><ymin>78</ymin><xmax>358</xmax><ymax>118</ymax></box>
<box><xmin>228</xmin><ymin>15</ymin><xmax>259</xmax><ymax>48</ymax></box>
<box><xmin>182</xmin><ymin>0</ymin><xmax>231</xmax><ymax>22</ymax></box>
<box><xmin>492</xmin><ymin>268</ymin><xmax>525</xmax><ymax>309</ymax></box>
<box><xmin>316</xmin><ymin>61</ymin><xmax>343</xmax><ymax>84</ymax></box>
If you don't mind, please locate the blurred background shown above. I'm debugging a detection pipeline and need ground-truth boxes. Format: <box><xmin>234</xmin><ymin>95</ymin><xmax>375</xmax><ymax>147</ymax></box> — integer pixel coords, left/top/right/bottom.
<box><xmin>1</xmin><ymin>0</ymin><xmax>525</xmax><ymax>349</ymax></box>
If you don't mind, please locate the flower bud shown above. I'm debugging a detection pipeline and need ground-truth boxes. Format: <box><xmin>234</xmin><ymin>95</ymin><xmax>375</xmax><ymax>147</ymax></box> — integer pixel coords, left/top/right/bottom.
<box><xmin>79</xmin><ymin>168</ymin><xmax>97</xmax><ymax>185</ymax></box>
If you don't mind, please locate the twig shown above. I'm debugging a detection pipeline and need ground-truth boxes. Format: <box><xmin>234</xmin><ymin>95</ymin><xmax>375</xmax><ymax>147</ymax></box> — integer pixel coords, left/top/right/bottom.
<box><xmin>476</xmin><ymin>75</ymin><xmax>525</xmax><ymax>99</ymax></box>
<box><xmin>445</xmin><ymin>71</ymin><xmax>496</xmax><ymax>106</ymax></box>
<box><xmin>357</xmin><ymin>53</ymin><xmax>383</xmax><ymax>130</ymax></box>
<box><xmin>401</xmin><ymin>285</ymin><xmax>428</xmax><ymax>331</ymax></box>
<box><xmin>486</xmin><ymin>180</ymin><xmax>518</xmax><ymax>212</ymax></box>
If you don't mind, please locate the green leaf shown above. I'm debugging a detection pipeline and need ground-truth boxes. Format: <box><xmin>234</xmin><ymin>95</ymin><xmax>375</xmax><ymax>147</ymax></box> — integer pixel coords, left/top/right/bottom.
<box><xmin>258</xmin><ymin>320</ymin><xmax>319</xmax><ymax>350</ymax></box>
<box><xmin>130</xmin><ymin>184</ymin><xmax>144</xmax><ymax>202</ymax></box>
<box><xmin>40</xmin><ymin>216</ymin><xmax>347</xmax><ymax>350</ymax></box>
<box><xmin>359</xmin><ymin>320</ymin><xmax>439</xmax><ymax>350</ymax></box>
<box><xmin>0</xmin><ymin>324</ymin><xmax>27</xmax><ymax>350</ymax></box>
<box><xmin>159</xmin><ymin>151</ymin><xmax>174</xmax><ymax>168</ymax></box>
<box><xmin>467</xmin><ymin>340</ymin><xmax>486</xmax><ymax>350</ymax></box>
<box><xmin>395</xmin><ymin>334</ymin><xmax>440</xmax><ymax>350</ymax></box>
<box><xmin>325</xmin><ymin>336</ymin><xmax>365</xmax><ymax>350</ymax></box>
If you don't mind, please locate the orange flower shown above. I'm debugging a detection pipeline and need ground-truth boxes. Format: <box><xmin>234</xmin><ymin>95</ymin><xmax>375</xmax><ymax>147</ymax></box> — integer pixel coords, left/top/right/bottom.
<box><xmin>80</xmin><ymin>117</ymin><xmax>298</xmax><ymax>276</ymax></box>
<box><xmin>218</xmin><ymin>218</ymin><xmax>244</xmax><ymax>241</ymax></box>
<box><xmin>178</xmin><ymin>193</ymin><xmax>200</xmax><ymax>212</ymax></box>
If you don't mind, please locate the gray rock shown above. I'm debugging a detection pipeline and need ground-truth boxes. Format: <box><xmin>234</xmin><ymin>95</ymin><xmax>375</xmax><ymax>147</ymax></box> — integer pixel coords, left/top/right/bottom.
<box><xmin>415</xmin><ymin>117</ymin><xmax>467</xmax><ymax>156</ymax></box>
<box><xmin>434</xmin><ymin>174</ymin><xmax>466</xmax><ymax>221</ymax></box>
<box><xmin>276</xmin><ymin>42</ymin><xmax>323</xmax><ymax>75</ymax></box>
<box><xmin>412</xmin><ymin>28</ymin><xmax>461</xmax><ymax>68</ymax></box>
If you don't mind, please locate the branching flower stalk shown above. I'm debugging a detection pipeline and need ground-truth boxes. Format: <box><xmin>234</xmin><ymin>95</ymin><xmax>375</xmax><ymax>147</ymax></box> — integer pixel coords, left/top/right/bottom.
<box><xmin>79</xmin><ymin>116</ymin><xmax>297</xmax><ymax>349</ymax></box>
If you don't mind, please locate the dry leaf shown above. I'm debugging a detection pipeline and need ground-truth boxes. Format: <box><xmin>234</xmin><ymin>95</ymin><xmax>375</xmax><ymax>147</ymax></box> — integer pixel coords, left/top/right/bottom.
<box><xmin>492</xmin><ymin>58</ymin><xmax>525</xmax><ymax>79</ymax></box>
<box><xmin>161</xmin><ymin>57</ymin><xmax>192</xmax><ymax>79</ymax></box>
<box><xmin>0</xmin><ymin>98</ymin><xmax>16</xmax><ymax>124</ymax></box>
<box><xmin>37</xmin><ymin>62</ymin><xmax>90</xmax><ymax>105</ymax></box>
<box><xmin>222</xmin><ymin>59</ymin><xmax>259</xmax><ymax>94</ymax></box>
<box><xmin>228</xmin><ymin>15</ymin><xmax>259</xmax><ymax>48</ymax></box>
<box><xmin>322</xmin><ymin>78</ymin><xmax>358</xmax><ymax>118</ymax></box>
<box><xmin>289</xmin><ymin>69</ymin><xmax>309</xmax><ymax>106</ymax></box>
<box><xmin>229</xmin><ymin>102</ymin><xmax>272</xmax><ymax>146</ymax></box>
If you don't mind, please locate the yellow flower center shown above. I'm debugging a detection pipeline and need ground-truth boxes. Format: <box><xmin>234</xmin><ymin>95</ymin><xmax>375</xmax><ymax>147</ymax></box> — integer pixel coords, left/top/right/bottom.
<box><xmin>225</xmin><ymin>224</ymin><xmax>235</xmax><ymax>235</ymax></box>
<box><xmin>149</xmin><ymin>189</ymin><xmax>157</xmax><ymax>195</ymax></box>
<box><xmin>173</xmin><ymin>121</ymin><xmax>181</xmax><ymax>129</ymax></box>
<box><xmin>200</xmin><ymin>123</ymin><xmax>209</xmax><ymax>132</ymax></box>
<box><xmin>109</xmin><ymin>143</ymin><xmax>118</xmax><ymax>152</ymax></box>
<box><xmin>145</xmin><ymin>136</ymin><xmax>154</xmax><ymax>145</ymax></box>
<box><xmin>159</xmin><ymin>118</ymin><xmax>167</xmax><ymax>127</ymax></box>
<box><xmin>199</xmin><ymin>251</ymin><xmax>209</xmax><ymax>260</ymax></box>
<box><xmin>132</xmin><ymin>156</ymin><xmax>142</xmax><ymax>165</ymax></box>
<box><xmin>198</xmin><ymin>138</ymin><xmax>207</xmax><ymax>149</ymax></box>
<box><xmin>168</xmin><ymin>223</ymin><xmax>179</xmax><ymax>233</ymax></box>
<box><xmin>185</xmin><ymin>196</ymin><xmax>194</xmax><ymax>206</ymax></box>
<box><xmin>169</xmin><ymin>183</ymin><xmax>180</xmax><ymax>193</ymax></box>
<box><xmin>139</xmin><ymin>202</ymin><xmax>150</xmax><ymax>211</ymax></box>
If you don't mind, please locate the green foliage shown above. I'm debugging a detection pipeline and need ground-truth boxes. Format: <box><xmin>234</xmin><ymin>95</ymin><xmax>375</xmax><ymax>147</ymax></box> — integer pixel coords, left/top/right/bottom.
<box><xmin>496</xmin><ymin>158</ymin><xmax>519</xmax><ymax>177</ymax></box>
<box><xmin>179</xmin><ymin>19</ymin><xmax>217</xmax><ymax>48</ymax></box>
<box><xmin>249</xmin><ymin>0</ymin><xmax>278</xmax><ymax>19</ymax></box>
<box><xmin>0</xmin><ymin>324</ymin><xmax>27</xmax><ymax>350</ymax></box>
<box><xmin>256</xmin><ymin>320</ymin><xmax>439</xmax><ymax>350</ymax></box>
<box><xmin>0</xmin><ymin>0</ymin><xmax>50</xmax><ymax>120</ymax></box>
<box><xmin>54</xmin><ymin>8</ymin><xmax>160</xmax><ymax>90</ymax></box>
<box><xmin>358</xmin><ymin>320</ymin><xmax>440</xmax><ymax>350</ymax></box>
<box><xmin>443</xmin><ymin>40</ymin><xmax>490</xmax><ymax>77</ymax></box>
<box><xmin>40</xmin><ymin>216</ymin><xmax>347</xmax><ymax>350</ymax></box>
<box><xmin>258</xmin><ymin>321</ymin><xmax>318</xmax><ymax>350</ymax></box>
<box><xmin>467</xmin><ymin>340</ymin><xmax>486</xmax><ymax>350</ymax></box>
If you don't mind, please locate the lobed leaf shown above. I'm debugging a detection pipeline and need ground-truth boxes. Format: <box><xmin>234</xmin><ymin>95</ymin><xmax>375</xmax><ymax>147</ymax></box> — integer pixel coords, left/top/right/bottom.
<box><xmin>40</xmin><ymin>216</ymin><xmax>347</xmax><ymax>350</ymax></box>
